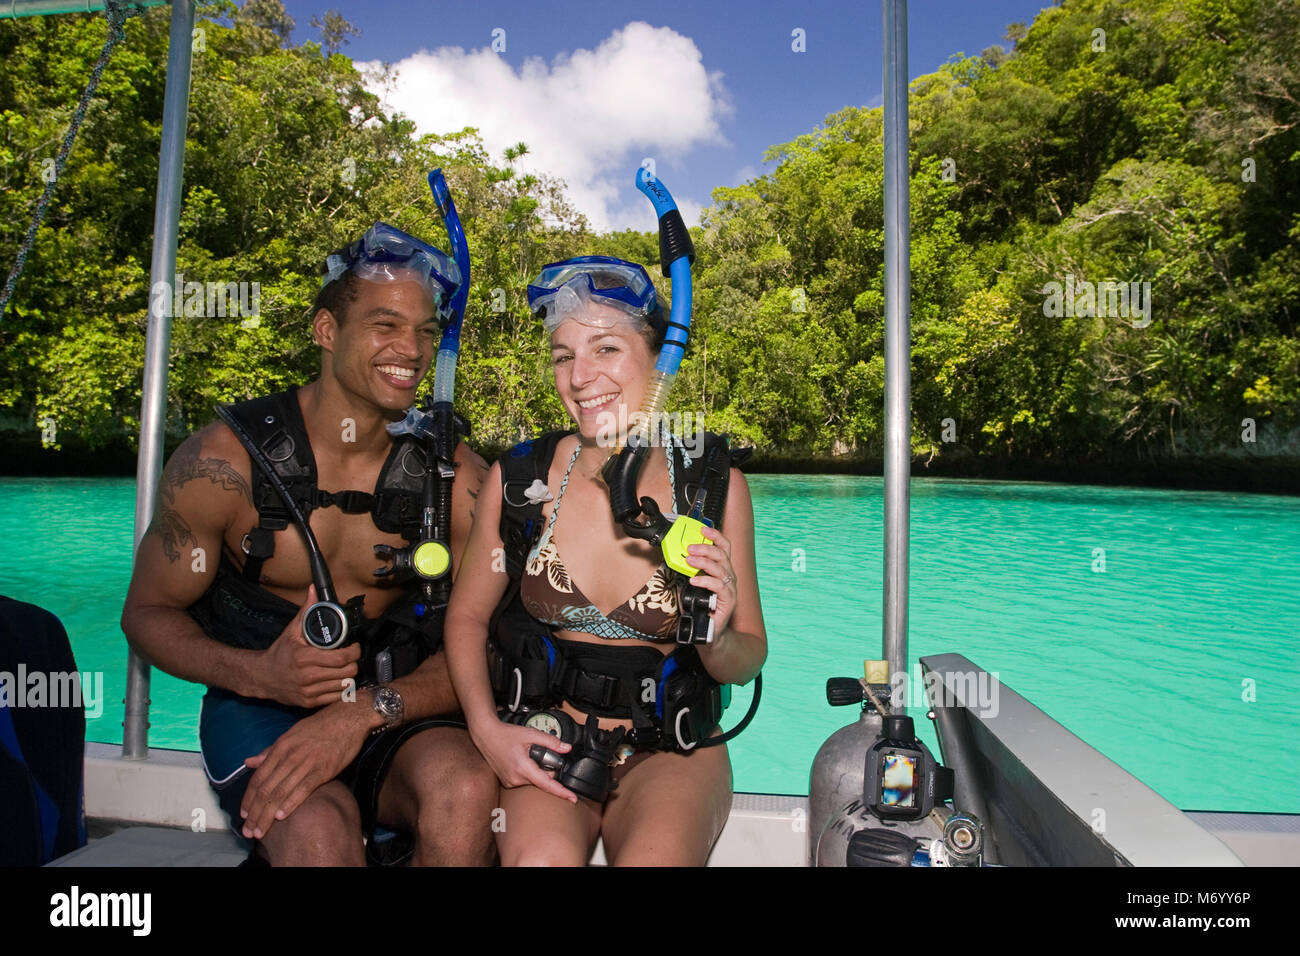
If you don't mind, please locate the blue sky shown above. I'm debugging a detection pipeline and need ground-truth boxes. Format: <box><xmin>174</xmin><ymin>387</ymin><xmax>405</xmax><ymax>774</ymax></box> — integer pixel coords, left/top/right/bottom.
<box><xmin>273</xmin><ymin>1</ymin><xmax>1057</xmax><ymax>230</ymax></box>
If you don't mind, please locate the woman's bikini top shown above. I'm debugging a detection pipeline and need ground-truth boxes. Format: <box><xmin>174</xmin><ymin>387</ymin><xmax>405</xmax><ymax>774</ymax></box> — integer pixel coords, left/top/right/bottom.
<box><xmin>519</xmin><ymin>441</ymin><xmax>679</xmax><ymax>643</ymax></box>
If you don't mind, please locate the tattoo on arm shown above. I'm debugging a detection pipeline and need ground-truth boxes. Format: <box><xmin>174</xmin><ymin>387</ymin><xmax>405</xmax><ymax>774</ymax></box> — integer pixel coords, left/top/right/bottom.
<box><xmin>151</xmin><ymin>508</ymin><xmax>198</xmax><ymax>563</ymax></box>
<box><xmin>146</xmin><ymin>440</ymin><xmax>254</xmax><ymax>563</ymax></box>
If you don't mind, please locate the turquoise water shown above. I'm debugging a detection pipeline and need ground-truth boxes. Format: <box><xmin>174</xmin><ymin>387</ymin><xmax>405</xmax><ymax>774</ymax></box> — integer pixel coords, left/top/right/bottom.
<box><xmin>2</xmin><ymin>475</ymin><xmax>1297</xmax><ymax>812</ymax></box>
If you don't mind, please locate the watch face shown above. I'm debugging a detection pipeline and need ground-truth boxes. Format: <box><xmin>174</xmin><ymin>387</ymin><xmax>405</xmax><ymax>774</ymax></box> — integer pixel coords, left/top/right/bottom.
<box><xmin>525</xmin><ymin>712</ymin><xmax>563</xmax><ymax>738</ymax></box>
<box><xmin>374</xmin><ymin>688</ymin><xmax>402</xmax><ymax>718</ymax></box>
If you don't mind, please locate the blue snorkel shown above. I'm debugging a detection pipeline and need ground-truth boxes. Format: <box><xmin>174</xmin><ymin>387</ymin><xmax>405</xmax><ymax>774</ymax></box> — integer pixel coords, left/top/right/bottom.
<box><xmin>599</xmin><ymin>168</ymin><xmax>762</xmax><ymax>737</ymax></box>
<box><xmin>638</xmin><ymin>166</ymin><xmax>694</xmax><ymax>388</ymax></box>
<box><xmin>375</xmin><ymin>169</ymin><xmax>471</xmax><ymax>612</ymax></box>
<box><xmin>603</xmin><ymin>168</ymin><xmax>697</xmax><ymax>530</ymax></box>
<box><xmin>429</xmin><ymin>168</ymin><xmax>470</xmax><ymax>404</ymax></box>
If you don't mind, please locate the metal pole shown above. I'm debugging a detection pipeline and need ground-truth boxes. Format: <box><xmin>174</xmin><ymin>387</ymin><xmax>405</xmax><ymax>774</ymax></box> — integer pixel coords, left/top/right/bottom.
<box><xmin>882</xmin><ymin>0</ymin><xmax>911</xmax><ymax>690</ymax></box>
<box><xmin>123</xmin><ymin>0</ymin><xmax>194</xmax><ymax>760</ymax></box>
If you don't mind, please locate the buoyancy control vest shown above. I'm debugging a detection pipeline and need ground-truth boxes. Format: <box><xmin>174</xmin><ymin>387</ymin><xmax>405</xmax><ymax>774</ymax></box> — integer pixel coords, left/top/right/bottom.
<box><xmin>490</xmin><ymin>430</ymin><xmax>753</xmax><ymax>751</ymax></box>
<box><xmin>188</xmin><ymin>386</ymin><xmax>464</xmax><ymax>687</ymax></box>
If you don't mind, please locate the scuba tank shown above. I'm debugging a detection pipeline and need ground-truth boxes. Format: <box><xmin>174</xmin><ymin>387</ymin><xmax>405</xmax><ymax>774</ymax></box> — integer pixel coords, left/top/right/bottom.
<box><xmin>809</xmin><ymin>662</ymin><xmax>891</xmax><ymax>866</ymax></box>
<box><xmin>810</xmin><ymin>661</ymin><xmax>959</xmax><ymax>866</ymax></box>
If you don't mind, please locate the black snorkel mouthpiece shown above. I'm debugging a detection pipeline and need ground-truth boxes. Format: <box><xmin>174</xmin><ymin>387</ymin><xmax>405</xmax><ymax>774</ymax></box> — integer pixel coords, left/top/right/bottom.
<box><xmin>602</xmin><ymin>431</ymin><xmax>653</xmax><ymax>530</ymax></box>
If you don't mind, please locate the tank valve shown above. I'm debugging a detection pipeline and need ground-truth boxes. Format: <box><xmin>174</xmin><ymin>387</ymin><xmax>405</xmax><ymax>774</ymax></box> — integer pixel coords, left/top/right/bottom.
<box><xmin>935</xmin><ymin>811</ymin><xmax>985</xmax><ymax>866</ymax></box>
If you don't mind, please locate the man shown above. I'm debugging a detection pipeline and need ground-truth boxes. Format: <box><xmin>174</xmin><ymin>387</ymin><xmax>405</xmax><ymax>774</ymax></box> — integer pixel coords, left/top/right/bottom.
<box><xmin>122</xmin><ymin>223</ymin><xmax>497</xmax><ymax>865</ymax></box>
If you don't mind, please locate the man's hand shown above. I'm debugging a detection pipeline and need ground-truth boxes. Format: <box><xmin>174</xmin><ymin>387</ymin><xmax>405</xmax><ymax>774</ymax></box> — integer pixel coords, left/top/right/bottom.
<box><xmin>251</xmin><ymin>585</ymin><xmax>361</xmax><ymax>707</ymax></box>
<box><xmin>238</xmin><ymin>699</ymin><xmax>374</xmax><ymax>840</ymax></box>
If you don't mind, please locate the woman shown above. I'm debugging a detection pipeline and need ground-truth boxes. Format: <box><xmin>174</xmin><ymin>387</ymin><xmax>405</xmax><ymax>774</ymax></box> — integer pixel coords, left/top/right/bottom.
<box><xmin>444</xmin><ymin>255</ymin><xmax>766</xmax><ymax>865</ymax></box>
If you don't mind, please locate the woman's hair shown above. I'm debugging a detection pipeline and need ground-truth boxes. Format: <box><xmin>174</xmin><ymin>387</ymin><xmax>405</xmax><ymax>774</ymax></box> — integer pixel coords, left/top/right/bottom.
<box><xmin>548</xmin><ymin>293</ymin><xmax>667</xmax><ymax>356</ymax></box>
<box><xmin>640</xmin><ymin>295</ymin><xmax>668</xmax><ymax>353</ymax></box>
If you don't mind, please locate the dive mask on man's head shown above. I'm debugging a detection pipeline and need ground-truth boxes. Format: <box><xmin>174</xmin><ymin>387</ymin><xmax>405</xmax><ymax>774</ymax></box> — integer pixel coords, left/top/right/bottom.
<box><xmin>527</xmin><ymin>255</ymin><xmax>666</xmax><ymax>336</ymax></box>
<box><xmin>321</xmin><ymin>222</ymin><xmax>462</xmax><ymax>324</ymax></box>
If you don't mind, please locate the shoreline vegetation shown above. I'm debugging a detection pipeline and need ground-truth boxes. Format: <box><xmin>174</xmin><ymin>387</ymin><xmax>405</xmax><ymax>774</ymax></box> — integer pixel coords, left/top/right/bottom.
<box><xmin>2</xmin><ymin>1</ymin><xmax>1296</xmax><ymax>491</ymax></box>
<box><xmin>3</xmin><ymin>432</ymin><xmax>1296</xmax><ymax>496</ymax></box>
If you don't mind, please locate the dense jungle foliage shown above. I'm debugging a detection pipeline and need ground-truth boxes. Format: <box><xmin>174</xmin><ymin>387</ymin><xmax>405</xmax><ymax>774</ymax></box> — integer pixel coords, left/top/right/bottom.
<box><xmin>1</xmin><ymin>0</ymin><xmax>1296</xmax><ymax>473</ymax></box>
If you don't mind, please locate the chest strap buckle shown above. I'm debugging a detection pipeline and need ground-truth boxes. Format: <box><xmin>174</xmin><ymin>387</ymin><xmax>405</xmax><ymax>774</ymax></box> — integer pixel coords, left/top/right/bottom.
<box><xmin>317</xmin><ymin>489</ymin><xmax>375</xmax><ymax>513</ymax></box>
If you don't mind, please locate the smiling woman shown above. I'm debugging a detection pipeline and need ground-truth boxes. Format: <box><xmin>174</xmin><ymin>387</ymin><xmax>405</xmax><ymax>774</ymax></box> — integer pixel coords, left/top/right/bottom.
<box><xmin>445</xmin><ymin>251</ymin><xmax>767</xmax><ymax>866</ymax></box>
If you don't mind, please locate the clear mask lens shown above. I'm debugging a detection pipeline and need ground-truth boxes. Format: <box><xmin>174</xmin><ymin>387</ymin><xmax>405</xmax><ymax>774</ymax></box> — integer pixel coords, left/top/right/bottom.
<box><xmin>536</xmin><ymin>282</ymin><xmax>652</xmax><ymax>334</ymax></box>
<box><xmin>323</xmin><ymin>223</ymin><xmax>461</xmax><ymax>317</ymax></box>
<box><xmin>528</xmin><ymin>257</ymin><xmax>658</xmax><ymax>333</ymax></box>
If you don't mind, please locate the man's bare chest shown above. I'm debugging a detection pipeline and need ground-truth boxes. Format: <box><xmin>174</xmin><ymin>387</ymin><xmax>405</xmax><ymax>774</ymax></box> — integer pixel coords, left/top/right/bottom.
<box><xmin>223</xmin><ymin>458</ymin><xmax>409</xmax><ymax>611</ymax></box>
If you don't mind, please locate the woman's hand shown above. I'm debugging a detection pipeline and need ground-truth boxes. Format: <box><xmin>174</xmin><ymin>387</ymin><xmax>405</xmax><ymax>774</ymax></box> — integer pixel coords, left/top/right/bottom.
<box><xmin>685</xmin><ymin>526</ymin><xmax>739</xmax><ymax>641</ymax></box>
<box><xmin>469</xmin><ymin>717</ymin><xmax>579</xmax><ymax>804</ymax></box>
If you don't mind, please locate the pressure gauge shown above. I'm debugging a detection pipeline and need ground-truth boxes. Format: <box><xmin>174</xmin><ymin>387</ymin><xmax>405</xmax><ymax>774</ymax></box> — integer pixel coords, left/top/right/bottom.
<box><xmin>525</xmin><ymin>710</ymin><xmax>577</xmax><ymax>743</ymax></box>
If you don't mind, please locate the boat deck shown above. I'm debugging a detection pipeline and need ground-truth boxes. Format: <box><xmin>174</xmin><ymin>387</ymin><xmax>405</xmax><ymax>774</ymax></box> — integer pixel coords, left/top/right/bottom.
<box><xmin>50</xmin><ymin>808</ymin><xmax>1300</xmax><ymax>867</ymax></box>
<box><xmin>57</xmin><ymin>741</ymin><xmax>1298</xmax><ymax>866</ymax></box>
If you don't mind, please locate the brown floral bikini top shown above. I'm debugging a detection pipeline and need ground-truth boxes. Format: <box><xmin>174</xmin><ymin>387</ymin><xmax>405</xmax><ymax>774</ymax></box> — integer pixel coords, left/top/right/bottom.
<box><xmin>520</xmin><ymin>442</ymin><xmax>679</xmax><ymax>643</ymax></box>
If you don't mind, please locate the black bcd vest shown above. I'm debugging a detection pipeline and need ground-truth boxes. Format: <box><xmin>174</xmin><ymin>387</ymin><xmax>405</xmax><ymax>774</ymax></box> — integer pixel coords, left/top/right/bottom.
<box><xmin>188</xmin><ymin>386</ymin><xmax>466</xmax><ymax>684</ymax></box>
<box><xmin>489</xmin><ymin>429</ymin><xmax>752</xmax><ymax>742</ymax></box>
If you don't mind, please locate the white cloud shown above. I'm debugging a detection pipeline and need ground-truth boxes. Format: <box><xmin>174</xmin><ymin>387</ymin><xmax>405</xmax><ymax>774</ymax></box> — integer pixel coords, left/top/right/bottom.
<box><xmin>605</xmin><ymin>192</ymin><xmax>707</xmax><ymax>233</ymax></box>
<box><xmin>359</xmin><ymin>22</ymin><xmax>729</xmax><ymax>233</ymax></box>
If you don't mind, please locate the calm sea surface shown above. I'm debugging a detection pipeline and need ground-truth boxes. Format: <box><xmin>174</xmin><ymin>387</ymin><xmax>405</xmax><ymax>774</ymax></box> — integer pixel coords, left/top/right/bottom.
<box><xmin>2</xmin><ymin>474</ymin><xmax>1296</xmax><ymax>812</ymax></box>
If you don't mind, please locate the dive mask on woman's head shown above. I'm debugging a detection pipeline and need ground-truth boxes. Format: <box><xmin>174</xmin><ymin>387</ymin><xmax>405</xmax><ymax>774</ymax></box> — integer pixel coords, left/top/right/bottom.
<box><xmin>528</xmin><ymin>255</ymin><xmax>666</xmax><ymax>336</ymax></box>
<box><xmin>321</xmin><ymin>222</ymin><xmax>462</xmax><ymax>325</ymax></box>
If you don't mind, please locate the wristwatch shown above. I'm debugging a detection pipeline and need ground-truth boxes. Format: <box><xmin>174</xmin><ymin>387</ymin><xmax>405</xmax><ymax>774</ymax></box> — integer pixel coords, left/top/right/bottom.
<box><xmin>370</xmin><ymin>686</ymin><xmax>404</xmax><ymax>734</ymax></box>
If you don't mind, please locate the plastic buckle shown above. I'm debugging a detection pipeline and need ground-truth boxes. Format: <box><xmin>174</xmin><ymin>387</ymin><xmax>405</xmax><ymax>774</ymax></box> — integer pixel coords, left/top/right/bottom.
<box><xmin>508</xmin><ymin>668</ymin><xmax>523</xmax><ymax>713</ymax></box>
<box><xmin>334</xmin><ymin>490</ymin><xmax>374</xmax><ymax>513</ymax></box>
<box><xmin>596</xmin><ymin>673</ymin><xmax>619</xmax><ymax>710</ymax></box>
<box><xmin>241</xmin><ymin>527</ymin><xmax>276</xmax><ymax>558</ymax></box>
<box><xmin>570</xmin><ymin>669</ymin><xmax>615</xmax><ymax>710</ymax></box>
<box><xmin>674</xmin><ymin>707</ymin><xmax>698</xmax><ymax>751</ymax></box>
<box><xmin>628</xmin><ymin>726</ymin><xmax>662</xmax><ymax>750</ymax></box>
<box><xmin>565</xmin><ymin>668</ymin><xmax>617</xmax><ymax>710</ymax></box>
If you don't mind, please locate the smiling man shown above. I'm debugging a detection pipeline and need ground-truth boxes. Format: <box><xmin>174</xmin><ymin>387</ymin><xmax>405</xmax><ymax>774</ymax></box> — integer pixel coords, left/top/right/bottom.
<box><xmin>121</xmin><ymin>223</ymin><xmax>497</xmax><ymax>866</ymax></box>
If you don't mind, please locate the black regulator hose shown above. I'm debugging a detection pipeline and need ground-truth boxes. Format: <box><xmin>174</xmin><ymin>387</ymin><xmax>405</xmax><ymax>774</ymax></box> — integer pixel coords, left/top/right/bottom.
<box><xmin>216</xmin><ymin>405</ymin><xmax>353</xmax><ymax>650</ymax></box>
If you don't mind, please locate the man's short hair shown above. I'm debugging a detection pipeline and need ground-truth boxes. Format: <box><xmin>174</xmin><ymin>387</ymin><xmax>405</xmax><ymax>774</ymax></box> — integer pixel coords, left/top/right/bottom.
<box><xmin>311</xmin><ymin>271</ymin><xmax>363</xmax><ymax>325</ymax></box>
